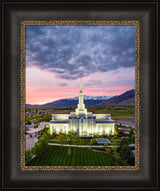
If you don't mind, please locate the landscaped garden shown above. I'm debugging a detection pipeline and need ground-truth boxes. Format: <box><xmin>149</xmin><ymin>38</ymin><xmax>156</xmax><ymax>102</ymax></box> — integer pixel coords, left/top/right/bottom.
<box><xmin>25</xmin><ymin>126</ymin><xmax>135</xmax><ymax>166</ymax></box>
<box><xmin>26</xmin><ymin>145</ymin><xmax>115</xmax><ymax>166</ymax></box>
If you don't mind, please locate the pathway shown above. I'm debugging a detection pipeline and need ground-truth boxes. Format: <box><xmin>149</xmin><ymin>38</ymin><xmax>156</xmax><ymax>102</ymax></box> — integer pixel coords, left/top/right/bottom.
<box><xmin>26</xmin><ymin>136</ymin><xmax>38</xmax><ymax>150</ymax></box>
<box><xmin>48</xmin><ymin>143</ymin><xmax>135</xmax><ymax>148</ymax></box>
<box><xmin>116</xmin><ymin>120</ymin><xmax>135</xmax><ymax>128</ymax></box>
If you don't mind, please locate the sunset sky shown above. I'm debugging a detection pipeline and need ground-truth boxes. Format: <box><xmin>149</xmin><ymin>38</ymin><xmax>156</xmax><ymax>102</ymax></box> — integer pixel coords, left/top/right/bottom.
<box><xmin>26</xmin><ymin>25</ymin><xmax>135</xmax><ymax>104</ymax></box>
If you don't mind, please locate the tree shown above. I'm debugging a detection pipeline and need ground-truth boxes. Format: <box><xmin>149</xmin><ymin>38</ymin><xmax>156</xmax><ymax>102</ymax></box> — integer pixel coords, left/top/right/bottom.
<box><xmin>114</xmin><ymin>126</ymin><xmax>120</xmax><ymax>136</ymax></box>
<box><xmin>104</xmin><ymin>143</ymin><xmax>112</xmax><ymax>153</ymax></box>
<box><xmin>50</xmin><ymin>132</ymin><xmax>57</xmax><ymax>139</ymax></box>
<box><xmin>44</xmin><ymin>115</ymin><xmax>52</xmax><ymax>122</ymax></box>
<box><xmin>129</xmin><ymin>134</ymin><xmax>135</xmax><ymax>144</ymax></box>
<box><xmin>118</xmin><ymin>138</ymin><xmax>128</xmax><ymax>148</ymax></box>
<box><xmin>126</xmin><ymin>107</ymin><xmax>131</xmax><ymax>114</ymax></box>
<box><xmin>117</xmin><ymin>138</ymin><xmax>133</xmax><ymax>165</ymax></box>
<box><xmin>41</xmin><ymin>127</ymin><xmax>50</xmax><ymax>136</ymax></box>
<box><xmin>113</xmin><ymin>151</ymin><xmax>122</xmax><ymax>165</ymax></box>
<box><xmin>33</xmin><ymin>134</ymin><xmax>49</xmax><ymax>157</ymax></box>
<box><xmin>26</xmin><ymin>120</ymin><xmax>31</xmax><ymax>125</ymax></box>
<box><xmin>105</xmin><ymin>147</ymin><xmax>112</xmax><ymax>153</ymax></box>
<box><xmin>104</xmin><ymin>143</ymin><xmax>108</xmax><ymax>148</ymax></box>
<box><xmin>38</xmin><ymin>135</ymin><xmax>49</xmax><ymax>150</ymax></box>
<box><xmin>129</xmin><ymin>128</ymin><xmax>134</xmax><ymax>138</ymax></box>
<box><xmin>33</xmin><ymin>142</ymin><xmax>43</xmax><ymax>157</ymax></box>
<box><xmin>25</xmin><ymin>149</ymin><xmax>33</xmax><ymax>164</ymax></box>
<box><xmin>54</xmin><ymin>134</ymin><xmax>69</xmax><ymax>144</ymax></box>
<box><xmin>68</xmin><ymin>148</ymin><xmax>71</xmax><ymax>156</ymax></box>
<box><xmin>111</xmin><ymin>141</ymin><xmax>118</xmax><ymax>152</ymax></box>
<box><xmin>119</xmin><ymin>145</ymin><xmax>133</xmax><ymax>161</ymax></box>
<box><xmin>72</xmin><ymin>136</ymin><xmax>82</xmax><ymax>145</ymax></box>
<box><xmin>112</xmin><ymin>141</ymin><xmax>118</xmax><ymax>146</ymax></box>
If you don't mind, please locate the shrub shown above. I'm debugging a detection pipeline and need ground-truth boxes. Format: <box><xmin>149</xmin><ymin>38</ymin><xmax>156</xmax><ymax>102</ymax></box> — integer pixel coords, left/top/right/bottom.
<box><xmin>119</xmin><ymin>144</ymin><xmax>133</xmax><ymax>161</ymax></box>
<box><xmin>128</xmin><ymin>134</ymin><xmax>135</xmax><ymax>144</ymax></box>
<box><xmin>114</xmin><ymin>126</ymin><xmax>120</xmax><ymax>136</ymax></box>
<box><xmin>50</xmin><ymin>133</ymin><xmax>57</xmax><ymax>139</ymax></box>
<box><xmin>25</xmin><ymin>149</ymin><xmax>33</xmax><ymax>164</ymax></box>
<box><xmin>54</xmin><ymin>134</ymin><xmax>68</xmax><ymax>144</ymax></box>
<box><xmin>105</xmin><ymin>147</ymin><xmax>112</xmax><ymax>153</ymax></box>
<box><xmin>41</xmin><ymin>127</ymin><xmax>50</xmax><ymax>136</ymax></box>
<box><xmin>91</xmin><ymin>138</ymin><xmax>97</xmax><ymax>145</ymax></box>
<box><xmin>32</xmin><ymin>134</ymin><xmax>50</xmax><ymax>157</ymax></box>
<box><xmin>68</xmin><ymin>148</ymin><xmax>71</xmax><ymax>156</ymax></box>
<box><xmin>103</xmin><ymin>143</ymin><xmax>109</xmax><ymax>147</ymax></box>
<box><xmin>129</xmin><ymin>128</ymin><xmax>134</xmax><ymax>138</ymax></box>
<box><xmin>26</xmin><ymin>120</ymin><xmax>31</xmax><ymax>125</ymax></box>
<box><xmin>34</xmin><ymin>142</ymin><xmax>43</xmax><ymax>157</ymax></box>
<box><xmin>104</xmin><ymin>143</ymin><xmax>112</xmax><ymax>153</ymax></box>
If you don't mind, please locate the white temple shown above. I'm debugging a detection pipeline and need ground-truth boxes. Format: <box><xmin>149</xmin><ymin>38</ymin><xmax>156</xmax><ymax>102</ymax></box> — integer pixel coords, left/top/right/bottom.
<box><xmin>50</xmin><ymin>79</ymin><xmax>115</xmax><ymax>136</ymax></box>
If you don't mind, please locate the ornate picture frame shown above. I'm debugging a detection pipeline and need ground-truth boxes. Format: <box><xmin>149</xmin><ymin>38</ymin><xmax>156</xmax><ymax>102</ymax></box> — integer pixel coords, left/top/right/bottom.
<box><xmin>21</xmin><ymin>20</ymin><xmax>140</xmax><ymax>171</ymax></box>
<box><xmin>2</xmin><ymin>1</ymin><xmax>158</xmax><ymax>189</ymax></box>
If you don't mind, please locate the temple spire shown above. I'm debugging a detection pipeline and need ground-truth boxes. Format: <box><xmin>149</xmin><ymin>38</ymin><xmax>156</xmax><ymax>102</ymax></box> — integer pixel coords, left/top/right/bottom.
<box><xmin>80</xmin><ymin>78</ymin><xmax>82</xmax><ymax>91</ymax></box>
<box><xmin>76</xmin><ymin>77</ymin><xmax>87</xmax><ymax>115</ymax></box>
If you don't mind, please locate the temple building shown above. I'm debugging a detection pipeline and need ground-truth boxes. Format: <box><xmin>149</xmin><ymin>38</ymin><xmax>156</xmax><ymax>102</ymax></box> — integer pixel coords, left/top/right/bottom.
<box><xmin>50</xmin><ymin>79</ymin><xmax>115</xmax><ymax>136</ymax></box>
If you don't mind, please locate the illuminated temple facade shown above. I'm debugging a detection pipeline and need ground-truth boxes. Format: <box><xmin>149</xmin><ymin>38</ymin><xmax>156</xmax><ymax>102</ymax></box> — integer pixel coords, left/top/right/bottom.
<box><xmin>50</xmin><ymin>79</ymin><xmax>115</xmax><ymax>136</ymax></box>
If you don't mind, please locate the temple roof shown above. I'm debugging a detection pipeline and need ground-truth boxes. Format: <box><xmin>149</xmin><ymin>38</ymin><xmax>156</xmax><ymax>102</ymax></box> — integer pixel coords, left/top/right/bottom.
<box><xmin>50</xmin><ymin>121</ymin><xmax>69</xmax><ymax>124</ymax></box>
<box><xmin>96</xmin><ymin>120</ymin><xmax>115</xmax><ymax>124</ymax></box>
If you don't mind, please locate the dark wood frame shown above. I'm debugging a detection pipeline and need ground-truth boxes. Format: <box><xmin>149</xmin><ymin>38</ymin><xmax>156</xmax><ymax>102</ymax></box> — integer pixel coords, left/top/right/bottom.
<box><xmin>2</xmin><ymin>1</ymin><xmax>158</xmax><ymax>189</ymax></box>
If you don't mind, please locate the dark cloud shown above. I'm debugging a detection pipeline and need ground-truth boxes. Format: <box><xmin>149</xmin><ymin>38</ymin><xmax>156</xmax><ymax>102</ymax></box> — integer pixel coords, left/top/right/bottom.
<box><xmin>26</xmin><ymin>25</ymin><xmax>135</xmax><ymax>80</ymax></box>
<box><xmin>85</xmin><ymin>79</ymin><xmax>134</xmax><ymax>88</ymax></box>
<box><xmin>86</xmin><ymin>80</ymin><xmax>103</xmax><ymax>87</ymax></box>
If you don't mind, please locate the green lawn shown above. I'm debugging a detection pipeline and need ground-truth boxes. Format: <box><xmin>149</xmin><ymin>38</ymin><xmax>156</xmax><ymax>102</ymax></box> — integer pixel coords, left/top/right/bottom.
<box><xmin>101</xmin><ymin>110</ymin><xmax>134</xmax><ymax>120</ymax></box>
<box><xmin>26</xmin><ymin>106</ymin><xmax>135</xmax><ymax>120</ymax></box>
<box><xmin>88</xmin><ymin>109</ymin><xmax>135</xmax><ymax>120</ymax></box>
<box><xmin>27</xmin><ymin>145</ymin><xmax>115</xmax><ymax>166</ymax></box>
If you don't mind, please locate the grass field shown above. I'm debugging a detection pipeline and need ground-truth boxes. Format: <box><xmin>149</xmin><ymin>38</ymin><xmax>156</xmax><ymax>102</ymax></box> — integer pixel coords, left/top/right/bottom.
<box><xmin>26</xmin><ymin>105</ymin><xmax>135</xmax><ymax>121</ymax></box>
<box><xmin>27</xmin><ymin>145</ymin><xmax>115</xmax><ymax>166</ymax></box>
<box><xmin>90</xmin><ymin>109</ymin><xmax>135</xmax><ymax>120</ymax></box>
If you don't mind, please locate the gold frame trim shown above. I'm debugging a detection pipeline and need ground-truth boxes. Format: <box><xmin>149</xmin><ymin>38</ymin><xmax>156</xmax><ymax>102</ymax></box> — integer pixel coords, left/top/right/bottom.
<box><xmin>20</xmin><ymin>20</ymin><xmax>140</xmax><ymax>171</ymax></box>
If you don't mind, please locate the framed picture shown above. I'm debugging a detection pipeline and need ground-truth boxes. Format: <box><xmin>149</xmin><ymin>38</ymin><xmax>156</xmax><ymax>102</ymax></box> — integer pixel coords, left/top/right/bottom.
<box><xmin>23</xmin><ymin>20</ymin><xmax>138</xmax><ymax>170</ymax></box>
<box><xmin>2</xmin><ymin>1</ymin><xmax>158</xmax><ymax>189</ymax></box>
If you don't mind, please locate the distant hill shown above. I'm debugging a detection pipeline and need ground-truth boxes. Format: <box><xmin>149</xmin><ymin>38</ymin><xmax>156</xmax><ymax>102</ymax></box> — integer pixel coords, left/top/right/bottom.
<box><xmin>26</xmin><ymin>89</ymin><xmax>135</xmax><ymax>108</ymax></box>
<box><xmin>26</xmin><ymin>99</ymin><xmax>106</xmax><ymax>108</ymax></box>
<box><xmin>118</xmin><ymin>97</ymin><xmax>135</xmax><ymax>105</ymax></box>
<box><xmin>100</xmin><ymin>89</ymin><xmax>135</xmax><ymax>105</ymax></box>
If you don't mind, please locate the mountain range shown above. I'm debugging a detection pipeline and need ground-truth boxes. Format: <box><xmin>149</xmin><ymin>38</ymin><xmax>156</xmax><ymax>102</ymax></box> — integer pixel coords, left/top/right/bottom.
<box><xmin>100</xmin><ymin>89</ymin><xmax>135</xmax><ymax>105</ymax></box>
<box><xmin>26</xmin><ymin>89</ymin><xmax>135</xmax><ymax>108</ymax></box>
<box><xmin>68</xmin><ymin>95</ymin><xmax>113</xmax><ymax>100</ymax></box>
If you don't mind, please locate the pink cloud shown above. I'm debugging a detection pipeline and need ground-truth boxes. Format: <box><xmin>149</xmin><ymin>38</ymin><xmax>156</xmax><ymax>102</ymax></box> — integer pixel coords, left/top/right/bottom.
<box><xmin>26</xmin><ymin>66</ymin><xmax>135</xmax><ymax>104</ymax></box>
